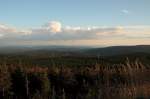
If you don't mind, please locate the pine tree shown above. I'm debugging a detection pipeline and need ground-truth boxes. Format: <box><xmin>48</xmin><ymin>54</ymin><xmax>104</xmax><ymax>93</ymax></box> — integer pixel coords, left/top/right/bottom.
<box><xmin>0</xmin><ymin>63</ymin><xmax>11</xmax><ymax>98</ymax></box>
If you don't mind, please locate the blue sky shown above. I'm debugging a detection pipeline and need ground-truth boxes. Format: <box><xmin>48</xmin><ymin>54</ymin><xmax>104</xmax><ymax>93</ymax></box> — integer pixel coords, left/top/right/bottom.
<box><xmin>0</xmin><ymin>0</ymin><xmax>150</xmax><ymax>27</ymax></box>
<box><xmin>0</xmin><ymin>0</ymin><xmax>150</xmax><ymax>46</ymax></box>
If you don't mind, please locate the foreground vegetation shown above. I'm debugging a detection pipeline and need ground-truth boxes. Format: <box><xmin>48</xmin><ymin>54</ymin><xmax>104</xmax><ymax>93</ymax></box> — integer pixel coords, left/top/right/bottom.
<box><xmin>0</xmin><ymin>58</ymin><xmax>150</xmax><ymax>99</ymax></box>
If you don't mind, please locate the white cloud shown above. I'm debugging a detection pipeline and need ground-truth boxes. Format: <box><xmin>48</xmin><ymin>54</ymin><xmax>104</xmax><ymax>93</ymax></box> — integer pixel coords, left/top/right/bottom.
<box><xmin>0</xmin><ymin>24</ymin><xmax>32</xmax><ymax>37</ymax></box>
<box><xmin>45</xmin><ymin>21</ymin><xmax>62</xmax><ymax>33</ymax></box>
<box><xmin>121</xmin><ymin>9</ymin><xmax>129</xmax><ymax>14</ymax></box>
<box><xmin>0</xmin><ymin>21</ymin><xmax>150</xmax><ymax>46</ymax></box>
<box><xmin>0</xmin><ymin>34</ymin><xmax>3</xmax><ymax>38</ymax></box>
<box><xmin>0</xmin><ymin>24</ymin><xmax>17</xmax><ymax>33</ymax></box>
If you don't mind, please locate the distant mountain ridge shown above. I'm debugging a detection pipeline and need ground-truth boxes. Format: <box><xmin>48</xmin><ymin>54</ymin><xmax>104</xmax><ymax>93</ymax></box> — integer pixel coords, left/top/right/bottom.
<box><xmin>85</xmin><ymin>45</ymin><xmax>150</xmax><ymax>56</ymax></box>
<box><xmin>0</xmin><ymin>45</ymin><xmax>150</xmax><ymax>56</ymax></box>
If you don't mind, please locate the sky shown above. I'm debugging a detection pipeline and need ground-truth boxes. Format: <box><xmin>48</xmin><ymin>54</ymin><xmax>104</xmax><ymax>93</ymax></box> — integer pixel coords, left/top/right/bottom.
<box><xmin>0</xmin><ymin>0</ymin><xmax>150</xmax><ymax>46</ymax></box>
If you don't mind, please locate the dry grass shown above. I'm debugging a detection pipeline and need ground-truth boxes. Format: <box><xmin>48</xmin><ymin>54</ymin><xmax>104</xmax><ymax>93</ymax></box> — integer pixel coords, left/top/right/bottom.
<box><xmin>0</xmin><ymin>59</ymin><xmax>150</xmax><ymax>99</ymax></box>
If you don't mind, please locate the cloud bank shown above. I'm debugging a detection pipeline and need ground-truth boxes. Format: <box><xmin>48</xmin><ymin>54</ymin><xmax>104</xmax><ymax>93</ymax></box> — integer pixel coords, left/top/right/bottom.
<box><xmin>0</xmin><ymin>21</ymin><xmax>150</xmax><ymax>46</ymax></box>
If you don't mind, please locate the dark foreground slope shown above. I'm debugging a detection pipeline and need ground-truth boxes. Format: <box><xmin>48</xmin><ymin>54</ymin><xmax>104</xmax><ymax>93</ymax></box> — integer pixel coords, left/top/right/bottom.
<box><xmin>0</xmin><ymin>45</ymin><xmax>150</xmax><ymax>99</ymax></box>
<box><xmin>0</xmin><ymin>59</ymin><xmax>150</xmax><ymax>99</ymax></box>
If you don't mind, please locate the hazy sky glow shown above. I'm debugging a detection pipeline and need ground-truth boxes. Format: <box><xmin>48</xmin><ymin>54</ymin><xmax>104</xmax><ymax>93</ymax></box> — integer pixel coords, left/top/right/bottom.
<box><xmin>0</xmin><ymin>0</ymin><xmax>150</xmax><ymax>46</ymax></box>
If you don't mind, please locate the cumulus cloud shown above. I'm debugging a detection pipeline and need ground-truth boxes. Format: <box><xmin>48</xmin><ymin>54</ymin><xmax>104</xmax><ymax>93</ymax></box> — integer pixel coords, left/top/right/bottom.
<box><xmin>45</xmin><ymin>21</ymin><xmax>62</xmax><ymax>33</ymax></box>
<box><xmin>0</xmin><ymin>21</ymin><xmax>150</xmax><ymax>46</ymax></box>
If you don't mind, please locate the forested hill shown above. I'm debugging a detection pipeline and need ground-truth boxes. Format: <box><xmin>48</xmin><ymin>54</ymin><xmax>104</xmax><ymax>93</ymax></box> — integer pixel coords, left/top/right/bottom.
<box><xmin>1</xmin><ymin>45</ymin><xmax>150</xmax><ymax>57</ymax></box>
